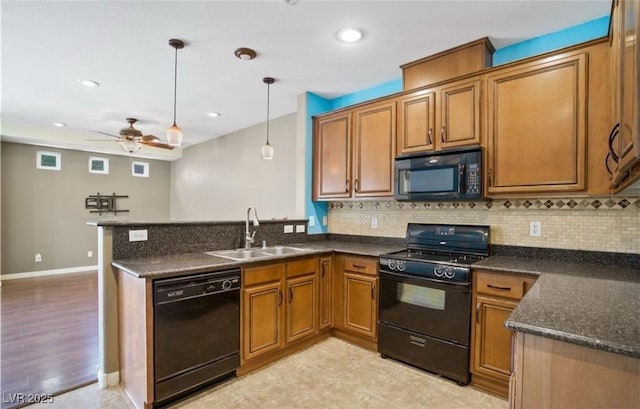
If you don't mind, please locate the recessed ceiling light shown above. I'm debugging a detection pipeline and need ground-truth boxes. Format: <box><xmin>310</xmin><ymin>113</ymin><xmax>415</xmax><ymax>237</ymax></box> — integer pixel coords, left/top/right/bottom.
<box><xmin>206</xmin><ymin>112</ymin><xmax>221</xmax><ymax>118</ymax></box>
<box><xmin>52</xmin><ymin>122</ymin><xmax>66</xmax><ymax>127</ymax></box>
<box><xmin>78</xmin><ymin>79</ymin><xmax>100</xmax><ymax>88</ymax></box>
<box><xmin>337</xmin><ymin>27</ymin><xmax>364</xmax><ymax>43</ymax></box>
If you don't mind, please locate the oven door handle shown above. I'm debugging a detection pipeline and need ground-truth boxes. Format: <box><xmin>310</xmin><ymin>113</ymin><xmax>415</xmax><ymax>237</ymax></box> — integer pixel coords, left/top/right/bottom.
<box><xmin>379</xmin><ymin>270</ymin><xmax>471</xmax><ymax>288</ymax></box>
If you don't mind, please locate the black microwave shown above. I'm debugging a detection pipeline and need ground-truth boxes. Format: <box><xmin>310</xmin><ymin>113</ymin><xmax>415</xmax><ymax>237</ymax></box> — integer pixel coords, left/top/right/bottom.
<box><xmin>394</xmin><ymin>147</ymin><xmax>482</xmax><ymax>201</ymax></box>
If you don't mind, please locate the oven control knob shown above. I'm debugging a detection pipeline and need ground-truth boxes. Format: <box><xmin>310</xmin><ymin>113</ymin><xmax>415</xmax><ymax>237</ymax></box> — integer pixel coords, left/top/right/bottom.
<box><xmin>388</xmin><ymin>259</ymin><xmax>397</xmax><ymax>270</ymax></box>
<box><xmin>221</xmin><ymin>280</ymin><xmax>232</xmax><ymax>290</ymax></box>
<box><xmin>397</xmin><ymin>260</ymin><xmax>406</xmax><ymax>272</ymax></box>
<box><xmin>434</xmin><ymin>266</ymin><xmax>444</xmax><ymax>278</ymax></box>
<box><xmin>444</xmin><ymin>268</ymin><xmax>455</xmax><ymax>279</ymax></box>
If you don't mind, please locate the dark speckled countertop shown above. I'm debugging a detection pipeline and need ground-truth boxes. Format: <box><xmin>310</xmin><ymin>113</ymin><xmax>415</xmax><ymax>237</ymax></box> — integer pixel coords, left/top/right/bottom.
<box><xmin>112</xmin><ymin>241</ymin><xmax>403</xmax><ymax>279</ymax></box>
<box><xmin>474</xmin><ymin>256</ymin><xmax>640</xmax><ymax>358</ymax></box>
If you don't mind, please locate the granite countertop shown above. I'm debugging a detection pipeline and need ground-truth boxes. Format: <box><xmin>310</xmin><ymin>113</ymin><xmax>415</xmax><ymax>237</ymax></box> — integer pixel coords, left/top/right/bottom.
<box><xmin>112</xmin><ymin>241</ymin><xmax>403</xmax><ymax>279</ymax></box>
<box><xmin>474</xmin><ymin>256</ymin><xmax>640</xmax><ymax>359</ymax></box>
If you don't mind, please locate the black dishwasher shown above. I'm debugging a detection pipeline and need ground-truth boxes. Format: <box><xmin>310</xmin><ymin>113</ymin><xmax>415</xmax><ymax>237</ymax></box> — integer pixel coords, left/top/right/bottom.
<box><xmin>153</xmin><ymin>269</ymin><xmax>240</xmax><ymax>407</ymax></box>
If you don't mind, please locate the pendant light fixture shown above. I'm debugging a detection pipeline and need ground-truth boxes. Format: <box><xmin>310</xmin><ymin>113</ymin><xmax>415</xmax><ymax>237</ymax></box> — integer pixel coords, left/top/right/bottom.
<box><xmin>166</xmin><ymin>39</ymin><xmax>185</xmax><ymax>147</ymax></box>
<box><xmin>261</xmin><ymin>77</ymin><xmax>275</xmax><ymax>160</ymax></box>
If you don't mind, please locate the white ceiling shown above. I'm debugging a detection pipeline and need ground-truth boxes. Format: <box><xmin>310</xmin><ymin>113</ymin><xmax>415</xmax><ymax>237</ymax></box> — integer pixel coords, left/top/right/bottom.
<box><xmin>1</xmin><ymin>0</ymin><xmax>610</xmax><ymax>161</ymax></box>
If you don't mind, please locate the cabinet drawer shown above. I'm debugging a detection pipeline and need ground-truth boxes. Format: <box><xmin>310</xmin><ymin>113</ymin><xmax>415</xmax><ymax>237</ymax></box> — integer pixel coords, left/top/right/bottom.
<box><xmin>476</xmin><ymin>272</ymin><xmax>528</xmax><ymax>300</ymax></box>
<box><xmin>343</xmin><ymin>256</ymin><xmax>377</xmax><ymax>276</ymax></box>
<box><xmin>243</xmin><ymin>264</ymin><xmax>285</xmax><ymax>286</ymax></box>
<box><xmin>286</xmin><ymin>258</ymin><xmax>318</xmax><ymax>278</ymax></box>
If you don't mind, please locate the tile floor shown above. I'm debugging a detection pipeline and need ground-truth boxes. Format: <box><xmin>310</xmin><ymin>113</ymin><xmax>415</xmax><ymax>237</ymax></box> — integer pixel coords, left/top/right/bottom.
<box><xmin>26</xmin><ymin>338</ymin><xmax>507</xmax><ymax>409</ymax></box>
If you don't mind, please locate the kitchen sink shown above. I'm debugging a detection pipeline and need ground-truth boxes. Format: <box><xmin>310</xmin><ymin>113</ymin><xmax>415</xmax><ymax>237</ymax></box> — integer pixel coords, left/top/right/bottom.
<box><xmin>206</xmin><ymin>246</ymin><xmax>309</xmax><ymax>261</ymax></box>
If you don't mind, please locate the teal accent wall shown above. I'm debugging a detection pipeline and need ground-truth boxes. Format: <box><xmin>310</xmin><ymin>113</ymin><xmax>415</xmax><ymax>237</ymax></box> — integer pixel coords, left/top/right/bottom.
<box><xmin>493</xmin><ymin>15</ymin><xmax>610</xmax><ymax>65</ymax></box>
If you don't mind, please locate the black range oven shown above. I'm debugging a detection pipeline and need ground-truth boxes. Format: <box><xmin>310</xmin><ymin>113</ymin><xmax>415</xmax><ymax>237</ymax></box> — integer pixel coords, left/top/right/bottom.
<box><xmin>378</xmin><ymin>223</ymin><xmax>490</xmax><ymax>385</ymax></box>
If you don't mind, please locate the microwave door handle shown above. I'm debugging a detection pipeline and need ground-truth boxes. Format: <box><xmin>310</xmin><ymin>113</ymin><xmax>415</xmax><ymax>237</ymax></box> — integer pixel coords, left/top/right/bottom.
<box><xmin>459</xmin><ymin>164</ymin><xmax>465</xmax><ymax>193</ymax></box>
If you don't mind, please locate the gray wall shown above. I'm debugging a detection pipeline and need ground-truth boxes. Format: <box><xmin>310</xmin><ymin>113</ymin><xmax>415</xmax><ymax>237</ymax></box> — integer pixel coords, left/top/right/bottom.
<box><xmin>1</xmin><ymin>142</ymin><xmax>170</xmax><ymax>275</ymax></box>
<box><xmin>171</xmin><ymin>113</ymin><xmax>301</xmax><ymax>221</ymax></box>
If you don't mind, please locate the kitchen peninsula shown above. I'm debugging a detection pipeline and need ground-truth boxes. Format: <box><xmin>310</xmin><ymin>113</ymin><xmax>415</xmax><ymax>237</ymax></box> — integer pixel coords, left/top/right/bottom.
<box><xmin>94</xmin><ymin>220</ymin><xmax>640</xmax><ymax>409</ymax></box>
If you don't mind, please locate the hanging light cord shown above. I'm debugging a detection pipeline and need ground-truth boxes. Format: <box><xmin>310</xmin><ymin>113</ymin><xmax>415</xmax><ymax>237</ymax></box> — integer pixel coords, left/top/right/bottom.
<box><xmin>265</xmin><ymin>82</ymin><xmax>271</xmax><ymax>144</ymax></box>
<box><xmin>172</xmin><ymin>46</ymin><xmax>178</xmax><ymax>127</ymax></box>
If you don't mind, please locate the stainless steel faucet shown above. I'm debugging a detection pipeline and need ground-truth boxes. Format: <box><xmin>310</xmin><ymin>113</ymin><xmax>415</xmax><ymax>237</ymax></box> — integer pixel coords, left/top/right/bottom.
<box><xmin>245</xmin><ymin>206</ymin><xmax>260</xmax><ymax>249</ymax></box>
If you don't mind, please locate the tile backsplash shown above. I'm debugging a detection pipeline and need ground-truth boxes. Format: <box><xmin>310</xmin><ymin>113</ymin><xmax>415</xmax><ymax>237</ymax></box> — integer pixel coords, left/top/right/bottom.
<box><xmin>328</xmin><ymin>198</ymin><xmax>640</xmax><ymax>254</ymax></box>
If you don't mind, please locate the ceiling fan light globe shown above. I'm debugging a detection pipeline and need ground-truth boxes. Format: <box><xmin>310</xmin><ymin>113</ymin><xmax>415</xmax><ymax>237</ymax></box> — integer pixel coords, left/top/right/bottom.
<box><xmin>166</xmin><ymin>124</ymin><xmax>183</xmax><ymax>147</ymax></box>
<box><xmin>119</xmin><ymin>140</ymin><xmax>141</xmax><ymax>153</ymax></box>
<box><xmin>261</xmin><ymin>142</ymin><xmax>274</xmax><ymax>160</ymax></box>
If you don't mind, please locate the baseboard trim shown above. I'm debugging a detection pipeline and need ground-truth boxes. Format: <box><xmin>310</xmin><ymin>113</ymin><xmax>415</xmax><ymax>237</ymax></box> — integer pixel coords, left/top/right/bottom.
<box><xmin>1</xmin><ymin>265</ymin><xmax>98</xmax><ymax>281</ymax></box>
<box><xmin>98</xmin><ymin>371</ymin><xmax>120</xmax><ymax>389</ymax></box>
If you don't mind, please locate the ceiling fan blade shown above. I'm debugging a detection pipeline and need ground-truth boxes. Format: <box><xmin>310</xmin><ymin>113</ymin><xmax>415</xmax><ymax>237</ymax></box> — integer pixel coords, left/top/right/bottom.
<box><xmin>93</xmin><ymin>130</ymin><xmax>120</xmax><ymax>138</ymax></box>
<box><xmin>141</xmin><ymin>141</ymin><xmax>175</xmax><ymax>150</ymax></box>
<box><xmin>141</xmin><ymin>134</ymin><xmax>161</xmax><ymax>142</ymax></box>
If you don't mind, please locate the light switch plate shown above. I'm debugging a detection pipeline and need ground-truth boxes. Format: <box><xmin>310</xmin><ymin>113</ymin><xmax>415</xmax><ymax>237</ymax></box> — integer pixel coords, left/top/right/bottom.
<box><xmin>370</xmin><ymin>217</ymin><xmax>378</xmax><ymax>229</ymax></box>
<box><xmin>296</xmin><ymin>224</ymin><xmax>305</xmax><ymax>233</ymax></box>
<box><xmin>129</xmin><ymin>229</ymin><xmax>148</xmax><ymax>242</ymax></box>
<box><xmin>309</xmin><ymin>216</ymin><xmax>315</xmax><ymax>227</ymax></box>
<box><xmin>284</xmin><ymin>225</ymin><xmax>294</xmax><ymax>233</ymax></box>
<box><xmin>322</xmin><ymin>216</ymin><xmax>328</xmax><ymax>226</ymax></box>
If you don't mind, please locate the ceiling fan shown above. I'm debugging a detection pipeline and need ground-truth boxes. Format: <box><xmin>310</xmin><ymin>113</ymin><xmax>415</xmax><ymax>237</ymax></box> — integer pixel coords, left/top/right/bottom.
<box><xmin>94</xmin><ymin>118</ymin><xmax>175</xmax><ymax>153</ymax></box>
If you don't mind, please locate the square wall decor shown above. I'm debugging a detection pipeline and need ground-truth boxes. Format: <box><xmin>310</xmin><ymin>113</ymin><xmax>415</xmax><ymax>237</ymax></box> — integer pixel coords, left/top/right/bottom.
<box><xmin>89</xmin><ymin>157</ymin><xmax>109</xmax><ymax>174</ymax></box>
<box><xmin>132</xmin><ymin>161</ymin><xmax>149</xmax><ymax>177</ymax></box>
<box><xmin>36</xmin><ymin>151</ymin><xmax>61</xmax><ymax>171</ymax></box>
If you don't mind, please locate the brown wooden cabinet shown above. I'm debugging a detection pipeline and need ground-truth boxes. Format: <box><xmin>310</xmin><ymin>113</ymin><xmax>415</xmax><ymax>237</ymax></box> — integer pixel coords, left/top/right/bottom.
<box><xmin>313</xmin><ymin>100</ymin><xmax>395</xmax><ymax>200</ymax></box>
<box><xmin>470</xmin><ymin>269</ymin><xmax>536</xmax><ymax>398</ymax></box>
<box><xmin>285</xmin><ymin>258</ymin><xmax>318</xmax><ymax>343</ymax></box>
<box><xmin>318</xmin><ymin>257</ymin><xmax>333</xmax><ymax>331</ymax></box>
<box><xmin>241</xmin><ymin>257</ymin><xmax>324</xmax><ymax>374</ymax></box>
<box><xmin>485</xmin><ymin>53</ymin><xmax>588</xmax><ymax>195</ymax></box>
<box><xmin>610</xmin><ymin>0</ymin><xmax>640</xmax><ymax>191</ymax></box>
<box><xmin>397</xmin><ymin>77</ymin><xmax>481</xmax><ymax>155</ymax></box>
<box><xmin>333</xmin><ymin>254</ymin><xmax>378</xmax><ymax>350</ymax></box>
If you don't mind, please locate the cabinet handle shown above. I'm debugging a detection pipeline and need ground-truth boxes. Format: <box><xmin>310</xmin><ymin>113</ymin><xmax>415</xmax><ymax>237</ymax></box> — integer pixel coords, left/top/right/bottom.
<box><xmin>321</xmin><ymin>260</ymin><xmax>328</xmax><ymax>278</ymax></box>
<box><xmin>352</xmin><ymin>264</ymin><xmax>366</xmax><ymax>269</ymax></box>
<box><xmin>288</xmin><ymin>287</ymin><xmax>293</xmax><ymax>303</ymax></box>
<box><xmin>476</xmin><ymin>303</ymin><xmax>480</xmax><ymax>324</ymax></box>
<box><xmin>354</xmin><ymin>178</ymin><xmax>360</xmax><ymax>193</ymax></box>
<box><xmin>488</xmin><ymin>168</ymin><xmax>493</xmax><ymax>187</ymax></box>
<box><xmin>440</xmin><ymin>126</ymin><xmax>445</xmax><ymax>143</ymax></box>
<box><xmin>487</xmin><ymin>283</ymin><xmax>512</xmax><ymax>291</ymax></box>
<box><xmin>427</xmin><ymin>128</ymin><xmax>433</xmax><ymax>145</ymax></box>
<box><xmin>409</xmin><ymin>335</ymin><xmax>426</xmax><ymax>347</ymax></box>
<box><xmin>345</xmin><ymin>179</ymin><xmax>350</xmax><ymax>193</ymax></box>
<box><xmin>371</xmin><ymin>284</ymin><xmax>376</xmax><ymax>300</ymax></box>
<box><xmin>278</xmin><ymin>289</ymin><xmax>283</xmax><ymax>306</ymax></box>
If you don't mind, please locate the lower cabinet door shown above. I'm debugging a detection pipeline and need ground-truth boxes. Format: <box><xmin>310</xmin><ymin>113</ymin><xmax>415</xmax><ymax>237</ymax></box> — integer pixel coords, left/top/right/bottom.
<box><xmin>318</xmin><ymin>257</ymin><xmax>333</xmax><ymax>330</ymax></box>
<box><xmin>242</xmin><ymin>281</ymin><xmax>283</xmax><ymax>360</ymax></box>
<box><xmin>473</xmin><ymin>295</ymin><xmax>517</xmax><ymax>381</ymax></box>
<box><xmin>343</xmin><ymin>272</ymin><xmax>377</xmax><ymax>339</ymax></box>
<box><xmin>285</xmin><ymin>274</ymin><xmax>317</xmax><ymax>343</ymax></box>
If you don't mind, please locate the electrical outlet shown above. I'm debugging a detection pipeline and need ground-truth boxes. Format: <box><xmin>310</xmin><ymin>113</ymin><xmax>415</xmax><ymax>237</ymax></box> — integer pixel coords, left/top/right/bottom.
<box><xmin>87</xmin><ymin>251</ymin><xmax>93</xmax><ymax>258</ymax></box>
<box><xmin>370</xmin><ymin>217</ymin><xmax>378</xmax><ymax>229</ymax></box>
<box><xmin>284</xmin><ymin>225</ymin><xmax>294</xmax><ymax>233</ymax></box>
<box><xmin>529</xmin><ymin>221</ymin><xmax>542</xmax><ymax>237</ymax></box>
<box><xmin>296</xmin><ymin>224</ymin><xmax>305</xmax><ymax>233</ymax></box>
<box><xmin>129</xmin><ymin>229</ymin><xmax>148</xmax><ymax>242</ymax></box>
<box><xmin>35</xmin><ymin>253</ymin><xmax>42</xmax><ymax>263</ymax></box>
<box><xmin>309</xmin><ymin>216</ymin><xmax>315</xmax><ymax>227</ymax></box>
<box><xmin>322</xmin><ymin>216</ymin><xmax>327</xmax><ymax>226</ymax></box>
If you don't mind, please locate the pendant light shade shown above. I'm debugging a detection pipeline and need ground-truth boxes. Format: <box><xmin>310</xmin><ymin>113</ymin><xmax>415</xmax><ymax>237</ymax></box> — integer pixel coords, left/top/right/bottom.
<box><xmin>262</xmin><ymin>77</ymin><xmax>275</xmax><ymax>160</ymax></box>
<box><xmin>167</xmin><ymin>39</ymin><xmax>185</xmax><ymax>147</ymax></box>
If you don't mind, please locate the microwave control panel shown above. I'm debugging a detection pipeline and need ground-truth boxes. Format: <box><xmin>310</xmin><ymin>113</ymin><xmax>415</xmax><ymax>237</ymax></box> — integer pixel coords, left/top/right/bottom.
<box><xmin>466</xmin><ymin>163</ymin><xmax>481</xmax><ymax>194</ymax></box>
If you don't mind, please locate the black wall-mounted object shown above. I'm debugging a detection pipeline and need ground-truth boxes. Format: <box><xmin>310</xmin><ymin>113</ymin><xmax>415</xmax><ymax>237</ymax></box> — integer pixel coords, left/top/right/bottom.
<box><xmin>85</xmin><ymin>192</ymin><xmax>129</xmax><ymax>215</ymax></box>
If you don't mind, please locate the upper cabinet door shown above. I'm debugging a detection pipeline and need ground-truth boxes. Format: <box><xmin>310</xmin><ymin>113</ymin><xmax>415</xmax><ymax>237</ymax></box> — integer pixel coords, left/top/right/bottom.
<box><xmin>397</xmin><ymin>90</ymin><xmax>436</xmax><ymax>155</ymax></box>
<box><xmin>313</xmin><ymin>112</ymin><xmax>352</xmax><ymax>200</ymax></box>
<box><xmin>485</xmin><ymin>53</ymin><xmax>587</xmax><ymax>195</ymax></box>
<box><xmin>353</xmin><ymin>100</ymin><xmax>396</xmax><ymax>197</ymax></box>
<box><xmin>439</xmin><ymin>78</ymin><xmax>482</xmax><ymax>149</ymax></box>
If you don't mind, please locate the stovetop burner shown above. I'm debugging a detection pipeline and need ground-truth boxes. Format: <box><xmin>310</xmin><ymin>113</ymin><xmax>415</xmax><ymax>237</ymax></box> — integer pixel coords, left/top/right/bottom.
<box><xmin>379</xmin><ymin>223</ymin><xmax>490</xmax><ymax>283</ymax></box>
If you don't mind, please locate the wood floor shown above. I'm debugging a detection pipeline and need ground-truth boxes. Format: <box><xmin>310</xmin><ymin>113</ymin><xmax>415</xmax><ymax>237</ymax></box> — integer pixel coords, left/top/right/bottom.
<box><xmin>1</xmin><ymin>272</ymin><xmax>98</xmax><ymax>409</ymax></box>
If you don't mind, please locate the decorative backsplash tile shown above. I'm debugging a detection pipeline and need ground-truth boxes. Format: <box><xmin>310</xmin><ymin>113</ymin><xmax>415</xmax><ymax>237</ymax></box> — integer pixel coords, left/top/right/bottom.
<box><xmin>327</xmin><ymin>198</ymin><xmax>640</xmax><ymax>254</ymax></box>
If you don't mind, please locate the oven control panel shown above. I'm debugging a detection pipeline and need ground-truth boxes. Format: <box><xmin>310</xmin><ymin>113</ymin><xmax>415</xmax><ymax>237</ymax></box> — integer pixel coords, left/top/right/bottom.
<box><xmin>379</xmin><ymin>257</ymin><xmax>470</xmax><ymax>283</ymax></box>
